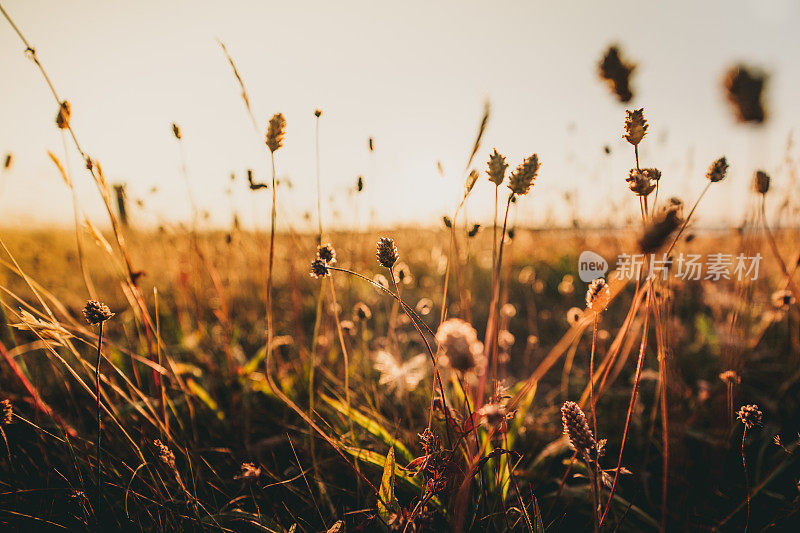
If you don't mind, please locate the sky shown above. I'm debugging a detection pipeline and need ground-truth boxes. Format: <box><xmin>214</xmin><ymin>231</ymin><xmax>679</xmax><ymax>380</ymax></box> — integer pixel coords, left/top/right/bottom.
<box><xmin>0</xmin><ymin>0</ymin><xmax>798</xmax><ymax>231</ymax></box>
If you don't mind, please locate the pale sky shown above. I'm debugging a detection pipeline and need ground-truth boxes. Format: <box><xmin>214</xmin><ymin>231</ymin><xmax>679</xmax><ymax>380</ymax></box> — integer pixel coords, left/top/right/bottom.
<box><xmin>1</xmin><ymin>0</ymin><xmax>798</xmax><ymax>230</ymax></box>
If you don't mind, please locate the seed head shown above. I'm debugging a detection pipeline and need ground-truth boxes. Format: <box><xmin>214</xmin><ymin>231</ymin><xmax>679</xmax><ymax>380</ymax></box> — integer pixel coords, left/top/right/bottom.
<box><xmin>376</xmin><ymin>237</ymin><xmax>399</xmax><ymax>268</ymax></box>
<box><xmin>586</xmin><ymin>277</ymin><xmax>610</xmax><ymax>310</ymax></box>
<box><xmin>235</xmin><ymin>462</ymin><xmax>262</xmax><ymax>481</ymax></box>
<box><xmin>639</xmin><ymin>208</ymin><xmax>682</xmax><ymax>254</ymax></box>
<box><xmin>171</xmin><ymin>123</ymin><xmax>181</xmax><ymax>140</ymax></box>
<box><xmin>478</xmin><ymin>402</ymin><xmax>510</xmax><ymax>432</ymax></box>
<box><xmin>154</xmin><ymin>439</ymin><xmax>176</xmax><ymax>469</ymax></box>
<box><xmin>719</xmin><ymin>370</ymin><xmax>741</xmax><ymax>385</ymax></box>
<box><xmin>356</xmin><ymin>175</ymin><xmax>364</xmax><ymax>192</ymax></box>
<box><xmin>442</xmin><ymin>216</ymin><xmax>452</xmax><ymax>229</ymax></box>
<box><xmin>468</xmin><ymin>224</ymin><xmax>481</xmax><ymax>237</ymax></box>
<box><xmin>1</xmin><ymin>399</ymin><xmax>12</xmax><ymax>425</ymax></box>
<box><xmin>435</xmin><ymin>318</ymin><xmax>484</xmax><ymax>373</ymax></box>
<box><xmin>737</xmin><ymin>404</ymin><xmax>762</xmax><ymax>429</ymax></box>
<box><xmin>486</xmin><ymin>149</ymin><xmax>508</xmax><ymax>186</ymax></box>
<box><xmin>561</xmin><ymin>401</ymin><xmax>596</xmax><ymax>457</ymax></box>
<box><xmin>706</xmin><ymin>157</ymin><xmax>729</xmax><ymax>183</ymax></box>
<box><xmin>265</xmin><ymin>113</ymin><xmax>286</xmax><ymax>152</ymax></box>
<box><xmin>82</xmin><ymin>300</ymin><xmax>114</xmax><ymax>325</ymax></box>
<box><xmin>507</xmin><ymin>154</ymin><xmax>539</xmax><ymax>196</ymax></box>
<box><xmin>599</xmin><ymin>46</ymin><xmax>635</xmax><ymax>103</ymax></box>
<box><xmin>626</xmin><ymin>168</ymin><xmax>658</xmax><ymax>197</ymax></box>
<box><xmin>724</xmin><ymin>65</ymin><xmax>766</xmax><ymax>124</ymax></box>
<box><xmin>754</xmin><ymin>170</ymin><xmax>770</xmax><ymax>195</ymax></box>
<box><xmin>310</xmin><ymin>257</ymin><xmax>330</xmax><ymax>278</ymax></box>
<box><xmin>314</xmin><ymin>108</ymin><xmax>322</xmax><ymax>118</ymax></box>
<box><xmin>623</xmin><ymin>108</ymin><xmax>648</xmax><ymax>146</ymax></box>
<box><xmin>316</xmin><ymin>243</ymin><xmax>336</xmax><ymax>265</ymax></box>
<box><xmin>56</xmin><ymin>101</ymin><xmax>71</xmax><ymax>129</ymax></box>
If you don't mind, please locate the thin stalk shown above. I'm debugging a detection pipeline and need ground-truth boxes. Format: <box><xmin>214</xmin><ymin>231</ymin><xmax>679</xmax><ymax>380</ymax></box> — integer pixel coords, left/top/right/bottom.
<box><xmin>664</xmin><ymin>181</ymin><xmax>712</xmax><ymax>258</ymax></box>
<box><xmin>95</xmin><ymin>321</ymin><xmax>104</xmax><ymax>520</ymax></box>
<box><xmin>315</xmin><ymin>113</ymin><xmax>323</xmax><ymax>242</ymax></box>
<box><xmin>600</xmin><ymin>283</ymin><xmax>652</xmax><ymax>527</ymax></box>
<box><xmin>742</xmin><ymin>428</ymin><xmax>750</xmax><ymax>533</ymax></box>
<box><xmin>327</xmin><ymin>275</ymin><xmax>353</xmax><ymax>439</ymax></box>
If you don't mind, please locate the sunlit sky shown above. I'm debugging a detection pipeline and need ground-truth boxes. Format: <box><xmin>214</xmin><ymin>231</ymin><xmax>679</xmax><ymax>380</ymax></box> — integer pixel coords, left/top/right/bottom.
<box><xmin>1</xmin><ymin>0</ymin><xmax>798</xmax><ymax>230</ymax></box>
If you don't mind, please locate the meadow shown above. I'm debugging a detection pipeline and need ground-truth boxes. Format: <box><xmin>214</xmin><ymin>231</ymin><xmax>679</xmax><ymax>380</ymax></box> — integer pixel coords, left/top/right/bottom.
<box><xmin>2</xmin><ymin>6</ymin><xmax>800</xmax><ymax>533</ymax></box>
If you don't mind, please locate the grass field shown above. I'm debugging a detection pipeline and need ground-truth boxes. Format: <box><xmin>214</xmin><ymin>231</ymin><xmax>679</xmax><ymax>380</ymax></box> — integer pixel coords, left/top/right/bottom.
<box><xmin>2</xmin><ymin>4</ymin><xmax>800</xmax><ymax>532</ymax></box>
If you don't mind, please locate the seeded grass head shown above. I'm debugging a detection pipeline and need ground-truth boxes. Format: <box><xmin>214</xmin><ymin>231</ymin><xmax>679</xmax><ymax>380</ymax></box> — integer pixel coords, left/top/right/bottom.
<box><xmin>487</xmin><ymin>149</ymin><xmax>508</xmax><ymax>186</ymax></box>
<box><xmin>623</xmin><ymin>108</ymin><xmax>648</xmax><ymax>146</ymax></box>
<box><xmin>56</xmin><ymin>101</ymin><xmax>71</xmax><ymax>129</ymax></box>
<box><xmin>737</xmin><ymin>404</ymin><xmax>763</xmax><ymax>429</ymax></box>
<box><xmin>724</xmin><ymin>65</ymin><xmax>767</xmax><ymax>124</ymax></box>
<box><xmin>266</xmin><ymin>113</ymin><xmax>286</xmax><ymax>153</ymax></box>
<box><xmin>316</xmin><ymin>243</ymin><xmax>336</xmax><ymax>265</ymax></box>
<box><xmin>376</xmin><ymin>237</ymin><xmax>399</xmax><ymax>268</ymax></box>
<box><xmin>83</xmin><ymin>300</ymin><xmax>114</xmax><ymax>325</ymax></box>
<box><xmin>754</xmin><ymin>170</ymin><xmax>770</xmax><ymax>195</ymax></box>
<box><xmin>508</xmin><ymin>154</ymin><xmax>539</xmax><ymax>196</ymax></box>
<box><xmin>586</xmin><ymin>277</ymin><xmax>610</xmax><ymax>310</ymax></box>
<box><xmin>706</xmin><ymin>157</ymin><xmax>729</xmax><ymax>183</ymax></box>
<box><xmin>561</xmin><ymin>401</ymin><xmax>596</xmax><ymax>457</ymax></box>
<box><xmin>599</xmin><ymin>45</ymin><xmax>635</xmax><ymax>102</ymax></box>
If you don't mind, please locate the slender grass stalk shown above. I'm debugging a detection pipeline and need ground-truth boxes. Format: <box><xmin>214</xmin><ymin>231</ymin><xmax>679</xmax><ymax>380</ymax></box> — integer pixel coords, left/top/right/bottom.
<box><xmin>742</xmin><ymin>427</ymin><xmax>750</xmax><ymax>532</ymax></box>
<box><xmin>327</xmin><ymin>275</ymin><xmax>353</xmax><ymax>438</ymax></box>
<box><xmin>94</xmin><ymin>321</ymin><xmax>104</xmax><ymax>520</ymax></box>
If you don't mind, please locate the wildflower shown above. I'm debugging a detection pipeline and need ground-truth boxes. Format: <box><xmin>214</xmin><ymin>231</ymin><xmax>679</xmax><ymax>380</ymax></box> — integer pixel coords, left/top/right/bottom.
<box><xmin>623</xmin><ymin>108</ymin><xmax>648</xmax><ymax>146</ymax></box>
<box><xmin>586</xmin><ymin>277</ymin><xmax>611</xmax><ymax>310</ymax></box>
<box><xmin>353</xmin><ymin>302</ymin><xmax>372</xmax><ymax>321</ymax></box>
<box><xmin>310</xmin><ymin>257</ymin><xmax>330</xmax><ymax>278</ymax></box>
<box><xmin>154</xmin><ymin>439</ymin><xmax>176</xmax><ymax>469</ymax></box>
<box><xmin>468</xmin><ymin>223</ymin><xmax>481</xmax><ymax>237</ymax></box>
<box><xmin>561</xmin><ymin>401</ymin><xmax>596</xmax><ymax>457</ymax></box>
<box><xmin>56</xmin><ymin>101</ymin><xmax>71</xmax><ymax>129</ymax></box>
<box><xmin>83</xmin><ymin>300</ymin><xmax>114</xmax><ymax>325</ymax></box>
<box><xmin>737</xmin><ymin>404</ymin><xmax>763</xmax><ymax>430</ymax></box>
<box><xmin>373</xmin><ymin>351</ymin><xmax>427</xmax><ymax>399</ymax></box>
<box><xmin>724</xmin><ymin>65</ymin><xmax>766</xmax><ymax>124</ymax></box>
<box><xmin>507</xmin><ymin>154</ymin><xmax>539</xmax><ymax>196</ymax></box>
<box><xmin>265</xmin><ymin>113</ymin><xmax>286</xmax><ymax>152</ymax></box>
<box><xmin>753</xmin><ymin>170</ymin><xmax>770</xmax><ymax>195</ymax></box>
<box><xmin>1</xmin><ymin>399</ymin><xmax>12</xmax><ymax>425</ymax></box>
<box><xmin>316</xmin><ymin>243</ymin><xmax>336</xmax><ymax>265</ymax></box>
<box><xmin>435</xmin><ymin>318</ymin><xmax>484</xmax><ymax>373</ymax></box>
<box><xmin>486</xmin><ymin>149</ymin><xmax>508</xmax><ymax>186</ymax></box>
<box><xmin>599</xmin><ymin>46</ymin><xmax>635</xmax><ymax>102</ymax></box>
<box><xmin>234</xmin><ymin>462</ymin><xmax>262</xmax><ymax>480</ymax></box>
<box><xmin>771</xmin><ymin>289</ymin><xmax>795</xmax><ymax>311</ymax></box>
<box><xmin>376</xmin><ymin>237</ymin><xmax>399</xmax><ymax>268</ymax></box>
<box><xmin>706</xmin><ymin>157</ymin><xmax>729</xmax><ymax>183</ymax></box>
<box><xmin>719</xmin><ymin>370</ymin><xmax>741</xmax><ymax>385</ymax></box>
<box><xmin>171</xmin><ymin>123</ymin><xmax>181</xmax><ymax>140</ymax></box>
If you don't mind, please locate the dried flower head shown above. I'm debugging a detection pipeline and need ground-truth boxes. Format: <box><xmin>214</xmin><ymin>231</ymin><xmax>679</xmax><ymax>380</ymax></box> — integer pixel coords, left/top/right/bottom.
<box><xmin>265</xmin><ymin>113</ymin><xmax>286</xmax><ymax>152</ymax></box>
<box><xmin>507</xmin><ymin>154</ymin><xmax>539</xmax><ymax>196</ymax></box>
<box><xmin>771</xmin><ymin>289</ymin><xmax>795</xmax><ymax>311</ymax></box>
<box><xmin>599</xmin><ymin>46</ymin><xmax>635</xmax><ymax>102</ymax></box>
<box><xmin>754</xmin><ymin>170</ymin><xmax>770</xmax><ymax>195</ymax></box>
<box><xmin>1</xmin><ymin>399</ymin><xmax>12</xmax><ymax>425</ymax></box>
<box><xmin>465</xmin><ymin>169</ymin><xmax>479</xmax><ymax>196</ymax></box>
<box><xmin>317</xmin><ymin>243</ymin><xmax>336</xmax><ymax>265</ymax></box>
<box><xmin>623</xmin><ymin>108</ymin><xmax>648</xmax><ymax>146</ymax></box>
<box><xmin>234</xmin><ymin>462</ymin><xmax>262</xmax><ymax>480</ymax></box>
<box><xmin>13</xmin><ymin>310</ymin><xmax>73</xmax><ymax>344</ymax></box>
<box><xmin>154</xmin><ymin>439</ymin><xmax>176</xmax><ymax>469</ymax></box>
<box><xmin>353</xmin><ymin>302</ymin><xmax>372</xmax><ymax>321</ymax></box>
<box><xmin>626</xmin><ymin>168</ymin><xmax>658</xmax><ymax>197</ymax></box>
<box><xmin>561</xmin><ymin>401</ymin><xmax>597</xmax><ymax>457</ymax></box>
<box><xmin>376</xmin><ymin>237</ymin><xmax>399</xmax><ymax>268</ymax></box>
<box><xmin>314</xmin><ymin>108</ymin><xmax>322</xmax><ymax>118</ymax></box>
<box><xmin>586</xmin><ymin>277</ymin><xmax>611</xmax><ymax>310</ymax></box>
<box><xmin>171</xmin><ymin>123</ymin><xmax>181</xmax><ymax>140</ymax></box>
<box><xmin>706</xmin><ymin>157</ymin><xmax>729</xmax><ymax>183</ymax></box>
<box><xmin>83</xmin><ymin>300</ymin><xmax>114</xmax><ymax>325</ymax></box>
<box><xmin>478</xmin><ymin>402</ymin><xmax>511</xmax><ymax>432</ymax></box>
<box><xmin>442</xmin><ymin>215</ymin><xmax>452</xmax><ymax>229</ymax></box>
<box><xmin>310</xmin><ymin>257</ymin><xmax>330</xmax><ymax>279</ymax></box>
<box><xmin>435</xmin><ymin>318</ymin><xmax>484</xmax><ymax>373</ymax></box>
<box><xmin>356</xmin><ymin>175</ymin><xmax>364</xmax><ymax>192</ymax></box>
<box><xmin>724</xmin><ymin>65</ymin><xmax>766</xmax><ymax>124</ymax></box>
<box><xmin>468</xmin><ymin>224</ymin><xmax>481</xmax><ymax>237</ymax></box>
<box><xmin>56</xmin><ymin>101</ymin><xmax>71</xmax><ymax>129</ymax></box>
<box><xmin>639</xmin><ymin>208</ymin><xmax>683</xmax><ymax>254</ymax></box>
<box><xmin>719</xmin><ymin>370</ymin><xmax>741</xmax><ymax>385</ymax></box>
<box><xmin>486</xmin><ymin>149</ymin><xmax>508</xmax><ymax>186</ymax></box>
<box><xmin>737</xmin><ymin>404</ymin><xmax>763</xmax><ymax>430</ymax></box>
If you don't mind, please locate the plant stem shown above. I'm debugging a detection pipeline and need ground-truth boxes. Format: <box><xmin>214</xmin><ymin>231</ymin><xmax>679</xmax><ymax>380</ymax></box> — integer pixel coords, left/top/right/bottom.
<box><xmin>95</xmin><ymin>321</ymin><xmax>104</xmax><ymax>521</ymax></box>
